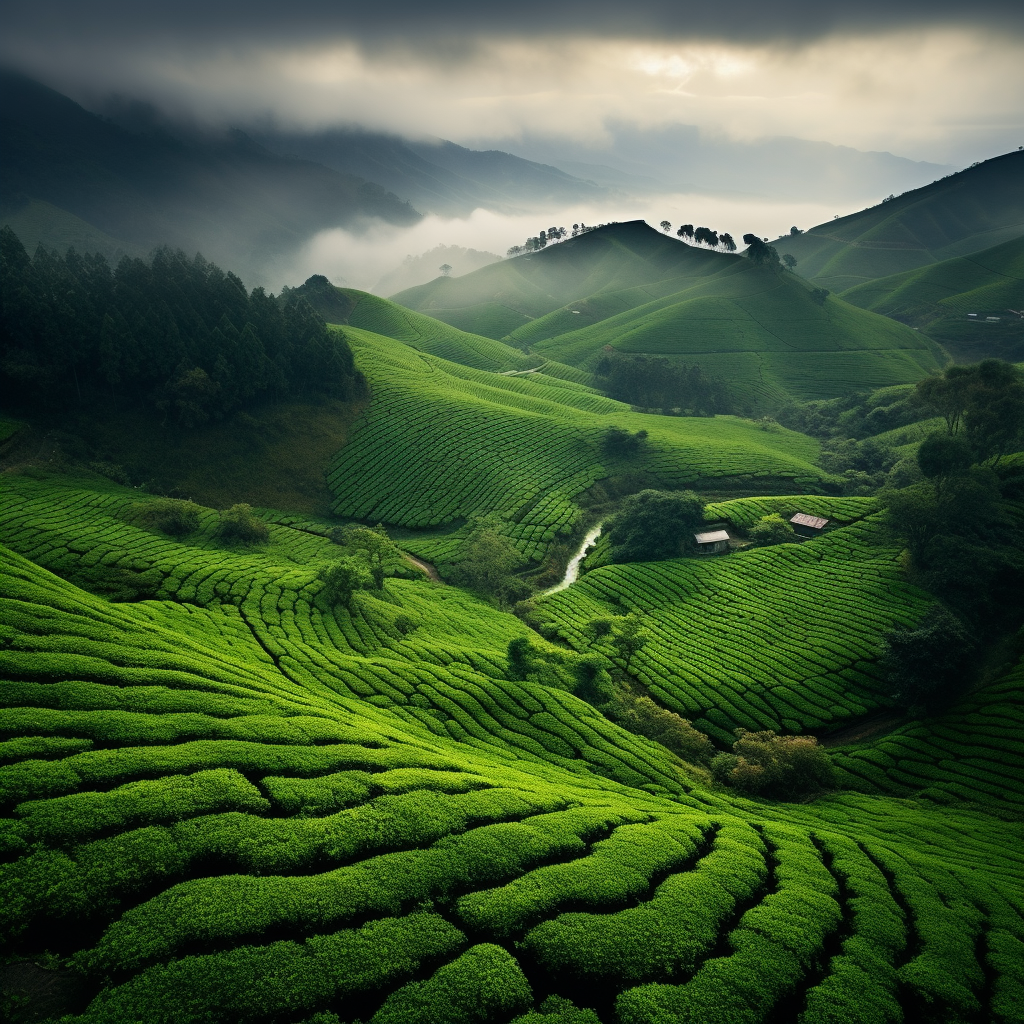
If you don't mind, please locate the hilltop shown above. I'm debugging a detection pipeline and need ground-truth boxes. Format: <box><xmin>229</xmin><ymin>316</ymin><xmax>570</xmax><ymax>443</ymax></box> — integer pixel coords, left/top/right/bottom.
<box><xmin>394</xmin><ymin>221</ymin><xmax>945</xmax><ymax>409</ymax></box>
<box><xmin>773</xmin><ymin>150</ymin><xmax>1024</xmax><ymax>292</ymax></box>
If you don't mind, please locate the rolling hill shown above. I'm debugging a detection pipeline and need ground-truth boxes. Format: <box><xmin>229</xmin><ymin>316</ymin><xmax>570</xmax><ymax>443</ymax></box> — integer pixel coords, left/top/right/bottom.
<box><xmin>839</xmin><ymin>235</ymin><xmax>1024</xmax><ymax>363</ymax></box>
<box><xmin>1</xmin><ymin>471</ymin><xmax>1021</xmax><ymax>1024</ymax></box>
<box><xmin>318</xmin><ymin>301</ymin><xmax>827</xmax><ymax>566</ymax></box>
<box><xmin>393</xmin><ymin>221</ymin><xmax>945</xmax><ymax>409</ymax></box>
<box><xmin>773</xmin><ymin>150</ymin><xmax>1024</xmax><ymax>293</ymax></box>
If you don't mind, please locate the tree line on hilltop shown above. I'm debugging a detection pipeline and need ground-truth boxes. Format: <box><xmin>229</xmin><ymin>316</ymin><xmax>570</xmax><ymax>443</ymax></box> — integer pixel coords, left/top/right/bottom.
<box><xmin>0</xmin><ymin>228</ymin><xmax>366</xmax><ymax>427</ymax></box>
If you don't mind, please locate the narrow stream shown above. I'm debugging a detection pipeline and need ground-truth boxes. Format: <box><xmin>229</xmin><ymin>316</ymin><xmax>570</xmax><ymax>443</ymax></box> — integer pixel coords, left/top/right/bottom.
<box><xmin>542</xmin><ymin>522</ymin><xmax>603</xmax><ymax>596</ymax></box>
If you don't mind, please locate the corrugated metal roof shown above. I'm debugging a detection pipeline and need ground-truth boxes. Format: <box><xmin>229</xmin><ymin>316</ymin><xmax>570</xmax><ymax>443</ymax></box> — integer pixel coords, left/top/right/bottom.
<box><xmin>790</xmin><ymin>513</ymin><xmax>829</xmax><ymax>530</ymax></box>
<box><xmin>694</xmin><ymin>530</ymin><xmax>730</xmax><ymax>544</ymax></box>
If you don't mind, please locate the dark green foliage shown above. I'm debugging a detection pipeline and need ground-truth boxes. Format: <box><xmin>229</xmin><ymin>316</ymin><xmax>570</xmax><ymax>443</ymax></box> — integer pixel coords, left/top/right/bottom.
<box><xmin>916</xmin><ymin>431</ymin><xmax>974</xmax><ymax>491</ymax></box>
<box><xmin>601</xmin><ymin>426</ymin><xmax>648</xmax><ymax>458</ymax></box>
<box><xmin>879</xmin><ymin>605</ymin><xmax>977</xmax><ymax>713</ymax></box>
<box><xmin>917</xmin><ymin>359</ymin><xmax>1024</xmax><ymax>463</ymax></box>
<box><xmin>605</xmin><ymin>489</ymin><xmax>705</xmax><ymax>562</ymax></box>
<box><xmin>609</xmin><ymin>613</ymin><xmax>651</xmax><ymax>670</ymax></box>
<box><xmin>218</xmin><ymin>503</ymin><xmax>270</xmax><ymax>545</ymax></box>
<box><xmin>318</xmin><ymin>557</ymin><xmax>374</xmax><ymax>607</ymax></box>
<box><xmin>608</xmin><ymin>695</ymin><xmax>714</xmax><ymax>765</ymax></box>
<box><xmin>747</xmin><ymin>513</ymin><xmax>795</xmax><ymax>546</ymax></box>
<box><xmin>0</xmin><ymin>230</ymin><xmax>365</xmax><ymax>418</ymax></box>
<box><xmin>711</xmin><ymin>729</ymin><xmax>835</xmax><ymax>799</ymax></box>
<box><xmin>743</xmin><ymin>234</ymin><xmax>782</xmax><ymax>270</ymax></box>
<box><xmin>448</xmin><ymin>524</ymin><xmax>529</xmax><ymax>607</ymax></box>
<box><xmin>141</xmin><ymin>499</ymin><xmax>203</xmax><ymax>537</ymax></box>
<box><xmin>595</xmin><ymin>354</ymin><xmax>729</xmax><ymax>416</ymax></box>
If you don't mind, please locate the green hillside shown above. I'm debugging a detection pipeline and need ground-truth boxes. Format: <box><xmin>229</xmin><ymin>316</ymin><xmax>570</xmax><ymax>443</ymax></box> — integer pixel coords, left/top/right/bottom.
<box><xmin>1</xmin><ymin>477</ymin><xmax>1022</xmax><ymax>1024</ymax></box>
<box><xmin>325</xmin><ymin>325</ymin><xmax>827</xmax><ymax>566</ymax></box>
<box><xmin>840</xmin><ymin>235</ymin><xmax>1024</xmax><ymax>362</ymax></box>
<box><xmin>392</xmin><ymin>222</ymin><xmax>945</xmax><ymax>409</ymax></box>
<box><xmin>774</xmin><ymin>150</ymin><xmax>1024</xmax><ymax>292</ymax></box>
<box><xmin>391</xmin><ymin>221</ymin><xmax>733</xmax><ymax>334</ymax></box>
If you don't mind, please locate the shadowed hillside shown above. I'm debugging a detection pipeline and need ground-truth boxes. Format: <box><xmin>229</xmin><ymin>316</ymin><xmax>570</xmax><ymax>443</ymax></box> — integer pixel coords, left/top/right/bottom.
<box><xmin>840</xmin><ymin>235</ymin><xmax>1024</xmax><ymax>363</ymax></box>
<box><xmin>773</xmin><ymin>150</ymin><xmax>1024</xmax><ymax>292</ymax></box>
<box><xmin>0</xmin><ymin>71</ymin><xmax>420</xmax><ymax>284</ymax></box>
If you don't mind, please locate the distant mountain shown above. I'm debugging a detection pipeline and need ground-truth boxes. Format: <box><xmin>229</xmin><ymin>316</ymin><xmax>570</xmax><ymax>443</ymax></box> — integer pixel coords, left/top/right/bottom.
<box><xmin>773</xmin><ymin>151</ymin><xmax>1024</xmax><ymax>292</ymax></box>
<box><xmin>394</xmin><ymin>220</ymin><xmax>943</xmax><ymax>409</ymax></box>
<box><xmin>373</xmin><ymin>245</ymin><xmax>503</xmax><ymax>296</ymax></box>
<box><xmin>485</xmin><ymin>124</ymin><xmax>952</xmax><ymax>203</ymax></box>
<box><xmin>0</xmin><ymin>71</ymin><xmax>420</xmax><ymax>284</ymax></box>
<box><xmin>840</xmin><ymin>235</ymin><xmax>1024</xmax><ymax>364</ymax></box>
<box><xmin>251</xmin><ymin>128</ymin><xmax>610</xmax><ymax>216</ymax></box>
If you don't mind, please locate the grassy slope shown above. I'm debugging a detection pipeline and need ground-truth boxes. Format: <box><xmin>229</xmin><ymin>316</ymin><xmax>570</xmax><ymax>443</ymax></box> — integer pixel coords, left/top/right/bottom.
<box><xmin>392</xmin><ymin>220</ymin><xmax>729</xmax><ymax>333</ymax></box>
<box><xmin>327</xmin><ymin>326</ymin><xmax>827</xmax><ymax>565</ymax></box>
<box><xmin>774</xmin><ymin>150</ymin><xmax>1024</xmax><ymax>292</ymax></box>
<box><xmin>1</xmin><ymin>480</ymin><xmax>1022</xmax><ymax>1024</ymax></box>
<box><xmin>391</xmin><ymin>222</ymin><xmax>945</xmax><ymax>409</ymax></box>
<box><xmin>840</xmin><ymin>235</ymin><xmax>1024</xmax><ymax>363</ymax></box>
<box><xmin>1</xmin><ymin>198</ymin><xmax>144</xmax><ymax>263</ymax></box>
<box><xmin>528</xmin><ymin>263</ymin><xmax>944</xmax><ymax>408</ymax></box>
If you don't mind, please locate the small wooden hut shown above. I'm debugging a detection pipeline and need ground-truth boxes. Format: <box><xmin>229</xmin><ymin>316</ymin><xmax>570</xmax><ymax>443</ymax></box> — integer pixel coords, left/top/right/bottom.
<box><xmin>789</xmin><ymin>512</ymin><xmax>829</xmax><ymax>537</ymax></box>
<box><xmin>694</xmin><ymin>529</ymin><xmax>730</xmax><ymax>555</ymax></box>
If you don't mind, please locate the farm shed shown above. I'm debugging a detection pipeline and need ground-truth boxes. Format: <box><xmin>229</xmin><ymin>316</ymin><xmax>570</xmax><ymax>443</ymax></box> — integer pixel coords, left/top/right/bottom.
<box><xmin>694</xmin><ymin>529</ymin><xmax>730</xmax><ymax>554</ymax></box>
<box><xmin>790</xmin><ymin>512</ymin><xmax>829</xmax><ymax>537</ymax></box>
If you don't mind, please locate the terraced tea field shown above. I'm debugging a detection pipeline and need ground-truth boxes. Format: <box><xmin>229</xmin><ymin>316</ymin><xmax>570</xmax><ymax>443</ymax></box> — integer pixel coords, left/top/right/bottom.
<box><xmin>538</xmin><ymin>513</ymin><xmax>932</xmax><ymax>744</ymax></box>
<box><xmin>325</xmin><ymin>327</ymin><xmax>827</xmax><ymax>565</ymax></box>
<box><xmin>1</xmin><ymin>477</ymin><xmax>1022</xmax><ymax>1024</ymax></box>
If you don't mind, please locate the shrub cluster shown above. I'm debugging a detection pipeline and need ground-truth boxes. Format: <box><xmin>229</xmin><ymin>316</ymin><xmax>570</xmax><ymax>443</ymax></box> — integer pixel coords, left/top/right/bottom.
<box><xmin>711</xmin><ymin>729</ymin><xmax>835</xmax><ymax>799</ymax></box>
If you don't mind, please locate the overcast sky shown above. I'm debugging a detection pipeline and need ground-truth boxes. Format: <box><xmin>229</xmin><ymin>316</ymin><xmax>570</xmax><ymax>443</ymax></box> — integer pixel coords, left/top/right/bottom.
<box><xmin>2</xmin><ymin>0</ymin><xmax>1022</xmax><ymax>166</ymax></box>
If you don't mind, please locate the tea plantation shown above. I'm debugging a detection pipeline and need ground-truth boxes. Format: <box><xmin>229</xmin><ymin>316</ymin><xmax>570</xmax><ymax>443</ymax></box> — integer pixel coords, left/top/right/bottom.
<box><xmin>324</xmin><ymin>327</ymin><xmax>826</xmax><ymax>566</ymax></box>
<box><xmin>1</xmin><ymin>470</ymin><xmax>1022</xmax><ymax>1024</ymax></box>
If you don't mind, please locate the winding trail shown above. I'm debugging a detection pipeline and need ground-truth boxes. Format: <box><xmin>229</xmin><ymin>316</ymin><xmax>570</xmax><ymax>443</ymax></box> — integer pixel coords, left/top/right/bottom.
<box><xmin>402</xmin><ymin>552</ymin><xmax>440</xmax><ymax>581</ymax></box>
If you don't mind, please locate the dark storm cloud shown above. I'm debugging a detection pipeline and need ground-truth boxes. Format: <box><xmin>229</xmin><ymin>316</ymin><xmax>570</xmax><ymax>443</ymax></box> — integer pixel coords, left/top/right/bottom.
<box><xmin>2</xmin><ymin>0</ymin><xmax>1022</xmax><ymax>48</ymax></box>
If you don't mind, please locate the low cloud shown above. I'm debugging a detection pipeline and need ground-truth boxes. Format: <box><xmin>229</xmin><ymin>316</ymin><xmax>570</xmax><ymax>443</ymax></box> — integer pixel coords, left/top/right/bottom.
<box><xmin>3</xmin><ymin>27</ymin><xmax>1021</xmax><ymax>166</ymax></box>
<box><xmin>272</xmin><ymin>192</ymin><xmax>844</xmax><ymax>295</ymax></box>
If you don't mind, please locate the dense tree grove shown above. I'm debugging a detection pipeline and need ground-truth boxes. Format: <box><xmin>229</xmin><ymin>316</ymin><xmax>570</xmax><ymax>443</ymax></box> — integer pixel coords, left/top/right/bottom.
<box><xmin>595</xmin><ymin>353</ymin><xmax>730</xmax><ymax>415</ymax></box>
<box><xmin>605</xmin><ymin>489</ymin><xmax>706</xmax><ymax>562</ymax></box>
<box><xmin>0</xmin><ymin>229</ymin><xmax>366</xmax><ymax>423</ymax></box>
<box><xmin>881</xmin><ymin>361</ymin><xmax>1024</xmax><ymax>633</ymax></box>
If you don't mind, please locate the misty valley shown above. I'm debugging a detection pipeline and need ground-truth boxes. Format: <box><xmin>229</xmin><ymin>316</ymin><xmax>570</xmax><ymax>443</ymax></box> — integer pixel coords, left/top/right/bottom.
<box><xmin>1</xmin><ymin>62</ymin><xmax>1024</xmax><ymax>1024</ymax></box>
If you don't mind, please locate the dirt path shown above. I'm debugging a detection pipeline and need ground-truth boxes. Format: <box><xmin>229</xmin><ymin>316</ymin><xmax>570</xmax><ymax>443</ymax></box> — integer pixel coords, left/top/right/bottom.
<box><xmin>402</xmin><ymin>552</ymin><xmax>441</xmax><ymax>581</ymax></box>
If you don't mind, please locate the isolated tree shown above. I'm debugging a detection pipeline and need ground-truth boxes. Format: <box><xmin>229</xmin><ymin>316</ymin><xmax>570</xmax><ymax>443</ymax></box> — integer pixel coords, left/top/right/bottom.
<box><xmin>346</xmin><ymin>524</ymin><xmax>395</xmax><ymax>589</ymax></box>
<box><xmin>782</xmin><ymin>253</ymin><xmax>798</xmax><ymax>271</ymax></box>
<box><xmin>144</xmin><ymin>498</ymin><xmax>202</xmax><ymax>537</ymax></box>
<box><xmin>810</xmin><ymin>287</ymin><xmax>830</xmax><ymax>305</ymax></box>
<box><xmin>219</xmin><ymin>503</ymin><xmax>269</xmax><ymax>545</ymax></box>
<box><xmin>610</xmin><ymin>695</ymin><xmax>714</xmax><ymax>764</ymax></box>
<box><xmin>712</xmin><ymin>729</ymin><xmax>835</xmax><ymax>799</ymax></box>
<box><xmin>742</xmin><ymin>234</ymin><xmax>781</xmax><ymax>270</ymax></box>
<box><xmin>677</xmin><ymin>224</ymin><xmax>694</xmax><ymax>241</ymax></box>
<box><xmin>318</xmin><ymin>557</ymin><xmax>373</xmax><ymax>608</ymax></box>
<box><xmin>790</xmin><ymin>225</ymin><xmax>803</xmax><ymax>235</ymax></box>
<box><xmin>449</xmin><ymin>524</ymin><xmax>528</xmax><ymax>607</ymax></box>
<box><xmin>605</xmin><ymin>489</ymin><xmax>705</xmax><ymax>562</ymax></box>
<box><xmin>439</xmin><ymin>264</ymin><xmax>452</xmax><ymax>277</ymax></box>
<box><xmin>720</xmin><ymin>232</ymin><xmax>737</xmax><ymax>252</ymax></box>
<box><xmin>610</xmin><ymin>613</ymin><xmax>651</xmax><ymax>670</ymax></box>
<box><xmin>748</xmin><ymin>513</ymin><xmax>795</xmax><ymax>546</ymax></box>
<box><xmin>660</xmin><ymin>220</ymin><xmax>672</xmax><ymax>233</ymax></box>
